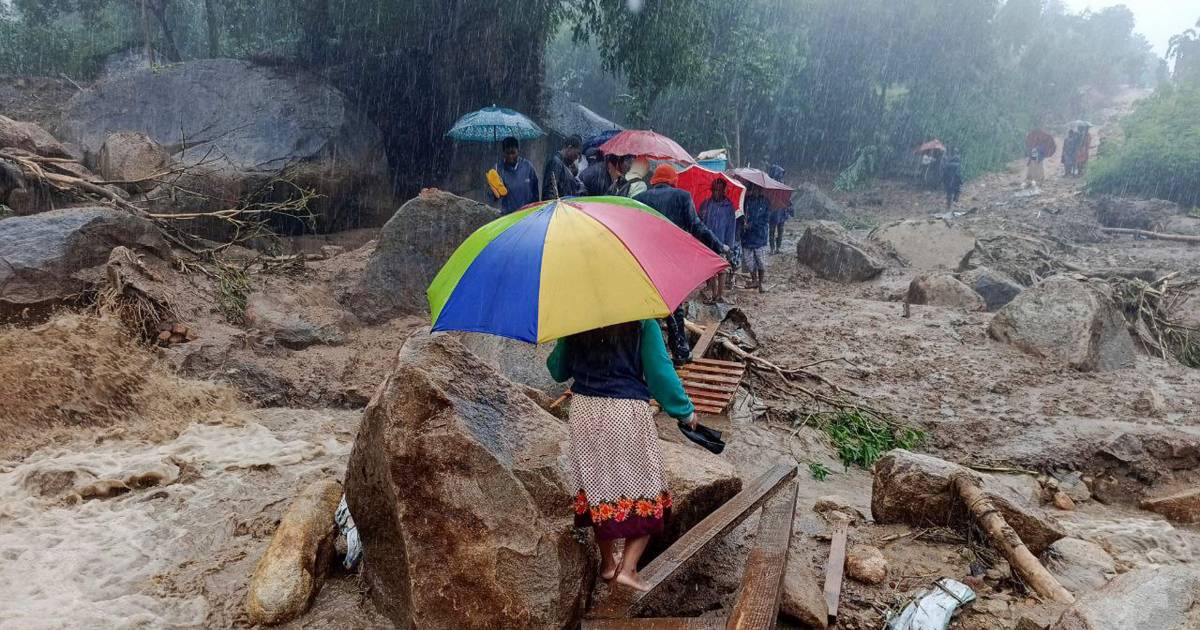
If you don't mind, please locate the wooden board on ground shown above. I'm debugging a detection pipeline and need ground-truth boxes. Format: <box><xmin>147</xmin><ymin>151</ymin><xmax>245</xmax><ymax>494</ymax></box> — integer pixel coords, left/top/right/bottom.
<box><xmin>823</xmin><ymin>523</ymin><xmax>849</xmax><ymax>625</ymax></box>
<box><xmin>583</xmin><ymin>617</ymin><xmax>727</xmax><ymax>630</ymax></box>
<box><xmin>726</xmin><ymin>481</ymin><xmax>799</xmax><ymax>630</ymax></box>
<box><xmin>588</xmin><ymin>464</ymin><xmax>798</xmax><ymax>620</ymax></box>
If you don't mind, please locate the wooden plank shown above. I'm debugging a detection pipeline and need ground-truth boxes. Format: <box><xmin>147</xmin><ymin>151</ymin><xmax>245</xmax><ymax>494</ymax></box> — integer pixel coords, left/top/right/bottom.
<box><xmin>684</xmin><ymin>391</ymin><xmax>732</xmax><ymax>406</ymax></box>
<box><xmin>584</xmin><ymin>617</ymin><xmax>727</xmax><ymax>630</ymax></box>
<box><xmin>691</xmin><ymin>322</ymin><xmax>721</xmax><ymax>359</ymax></box>
<box><xmin>677</xmin><ymin>370</ymin><xmax>744</xmax><ymax>386</ymax></box>
<box><xmin>588</xmin><ymin>464</ymin><xmax>798</xmax><ymax>620</ymax></box>
<box><xmin>679</xmin><ymin>379</ymin><xmax>739</xmax><ymax>394</ymax></box>
<box><xmin>693</xmin><ymin>357</ymin><xmax>744</xmax><ymax>368</ymax></box>
<box><xmin>822</xmin><ymin>523</ymin><xmax>849</xmax><ymax>625</ymax></box>
<box><xmin>727</xmin><ymin>482</ymin><xmax>799</xmax><ymax>630</ymax></box>
<box><xmin>693</xmin><ymin>404</ymin><xmax>726</xmax><ymax>415</ymax></box>
<box><xmin>680</xmin><ymin>362</ymin><xmax>745</xmax><ymax>377</ymax></box>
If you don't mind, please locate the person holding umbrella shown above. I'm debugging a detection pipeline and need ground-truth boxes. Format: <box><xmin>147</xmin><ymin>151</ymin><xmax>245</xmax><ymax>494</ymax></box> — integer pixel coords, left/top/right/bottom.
<box><xmin>427</xmin><ymin>196</ymin><xmax>728</xmax><ymax>594</ymax></box>
<box><xmin>543</xmin><ymin>134</ymin><xmax>584</xmax><ymax>200</ymax></box>
<box><xmin>635</xmin><ymin>164</ymin><xmax>729</xmax><ymax>365</ymax></box>
<box><xmin>741</xmin><ymin>184</ymin><xmax>771</xmax><ymax>292</ymax></box>
<box><xmin>486</xmin><ymin>136</ymin><xmax>540</xmax><ymax>214</ymax></box>
<box><xmin>698</xmin><ymin>178</ymin><xmax>737</xmax><ymax>303</ymax></box>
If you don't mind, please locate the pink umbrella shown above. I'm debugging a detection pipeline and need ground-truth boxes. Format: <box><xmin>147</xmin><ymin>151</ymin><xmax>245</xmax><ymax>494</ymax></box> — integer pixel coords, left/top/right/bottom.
<box><xmin>599</xmin><ymin>129</ymin><xmax>694</xmax><ymax>163</ymax></box>
<box><xmin>677</xmin><ymin>165</ymin><xmax>747</xmax><ymax>218</ymax></box>
<box><xmin>731</xmin><ymin>167</ymin><xmax>794</xmax><ymax>210</ymax></box>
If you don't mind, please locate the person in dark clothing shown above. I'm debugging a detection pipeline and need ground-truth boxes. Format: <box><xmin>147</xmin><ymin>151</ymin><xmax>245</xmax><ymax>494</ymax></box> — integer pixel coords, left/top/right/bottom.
<box><xmin>580</xmin><ymin>153</ymin><xmax>627</xmax><ymax>196</ymax></box>
<box><xmin>699</xmin><ymin>178</ymin><xmax>736</xmax><ymax>303</ymax></box>
<box><xmin>941</xmin><ymin>148</ymin><xmax>963</xmax><ymax>209</ymax></box>
<box><xmin>741</xmin><ymin>186</ymin><xmax>771</xmax><ymax>292</ymax></box>
<box><xmin>634</xmin><ymin>164</ymin><xmax>729</xmax><ymax>365</ymax></box>
<box><xmin>547</xmin><ymin>320</ymin><xmax>694</xmax><ymax>591</ymax></box>
<box><xmin>543</xmin><ymin>134</ymin><xmax>584</xmax><ymax>200</ymax></box>
<box><xmin>768</xmin><ymin>200</ymin><xmax>793</xmax><ymax>254</ymax></box>
<box><xmin>486</xmin><ymin>136</ymin><xmax>539</xmax><ymax>214</ymax></box>
<box><xmin>1062</xmin><ymin>129</ymin><xmax>1079</xmax><ymax>177</ymax></box>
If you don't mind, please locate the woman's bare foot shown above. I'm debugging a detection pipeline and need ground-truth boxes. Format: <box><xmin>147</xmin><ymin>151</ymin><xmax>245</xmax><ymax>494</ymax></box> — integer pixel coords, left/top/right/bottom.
<box><xmin>614</xmin><ymin>568</ymin><xmax>651</xmax><ymax>592</ymax></box>
<box><xmin>599</xmin><ymin>553</ymin><xmax>620</xmax><ymax>581</ymax></box>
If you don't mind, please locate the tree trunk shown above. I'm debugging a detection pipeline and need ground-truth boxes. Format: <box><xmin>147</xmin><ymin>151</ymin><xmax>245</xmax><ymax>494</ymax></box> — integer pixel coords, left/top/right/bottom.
<box><xmin>149</xmin><ymin>1</ymin><xmax>182</xmax><ymax>62</ymax></box>
<box><xmin>203</xmin><ymin>0</ymin><xmax>220</xmax><ymax>57</ymax></box>
<box><xmin>140</xmin><ymin>0</ymin><xmax>156</xmax><ymax>66</ymax></box>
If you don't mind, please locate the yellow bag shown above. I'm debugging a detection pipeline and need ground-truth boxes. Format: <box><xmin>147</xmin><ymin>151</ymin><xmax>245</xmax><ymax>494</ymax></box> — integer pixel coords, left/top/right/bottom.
<box><xmin>487</xmin><ymin>168</ymin><xmax>507</xmax><ymax>198</ymax></box>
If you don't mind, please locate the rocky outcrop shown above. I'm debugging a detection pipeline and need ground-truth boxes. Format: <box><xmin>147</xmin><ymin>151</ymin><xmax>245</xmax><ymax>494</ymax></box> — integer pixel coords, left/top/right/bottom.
<box><xmin>347</xmin><ymin>190</ymin><xmax>497</xmax><ymax>323</ymax></box>
<box><xmin>792</xmin><ymin>183</ymin><xmax>847</xmax><ymax>222</ymax></box>
<box><xmin>457</xmin><ymin>333</ymin><xmax>563</xmax><ymax>395</ymax></box>
<box><xmin>846</xmin><ymin>545</ymin><xmax>888</xmax><ymax>585</ymax></box>
<box><xmin>988</xmin><ymin>276</ymin><xmax>1137</xmax><ymax>372</ymax></box>
<box><xmin>958</xmin><ymin>266</ymin><xmax>1024</xmax><ymax>311</ymax></box>
<box><xmin>1140</xmin><ymin>487</ymin><xmax>1200</xmax><ymax>524</ymax></box>
<box><xmin>872</xmin><ymin>450</ymin><xmax>1065</xmax><ymax>555</ymax></box>
<box><xmin>651</xmin><ymin>441</ymin><xmax>742</xmax><ymax>557</ymax></box>
<box><xmin>1042</xmin><ymin>538</ymin><xmax>1115</xmax><ymax>594</ymax></box>
<box><xmin>97</xmin><ymin>131</ymin><xmax>171</xmax><ymax>193</ymax></box>
<box><xmin>0</xmin><ymin>207</ymin><xmax>170</xmax><ymax>317</ymax></box>
<box><xmin>343</xmin><ymin>333</ymin><xmax>590</xmax><ymax>629</ymax></box>
<box><xmin>62</xmin><ymin>58</ymin><xmax>395</xmax><ymax>230</ymax></box>
<box><xmin>1052</xmin><ymin>566</ymin><xmax>1200</xmax><ymax>629</ymax></box>
<box><xmin>906</xmin><ymin>273</ymin><xmax>986</xmax><ymax>311</ymax></box>
<box><xmin>870</xmin><ymin>219</ymin><xmax>976</xmax><ymax>270</ymax></box>
<box><xmin>245</xmin><ymin>479</ymin><xmax>343</xmax><ymax>625</ymax></box>
<box><xmin>796</xmin><ymin>222</ymin><xmax>885</xmax><ymax>283</ymax></box>
<box><xmin>245</xmin><ymin>288</ymin><xmax>350</xmax><ymax>350</ymax></box>
<box><xmin>0</xmin><ymin>114</ymin><xmax>71</xmax><ymax>158</ymax></box>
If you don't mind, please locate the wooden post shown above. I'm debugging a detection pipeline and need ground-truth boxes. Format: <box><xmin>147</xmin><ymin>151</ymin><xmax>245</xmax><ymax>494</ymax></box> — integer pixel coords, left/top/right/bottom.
<box><xmin>952</xmin><ymin>475</ymin><xmax>1075</xmax><ymax>604</ymax></box>
<box><xmin>822</xmin><ymin>523</ymin><xmax>848</xmax><ymax>624</ymax></box>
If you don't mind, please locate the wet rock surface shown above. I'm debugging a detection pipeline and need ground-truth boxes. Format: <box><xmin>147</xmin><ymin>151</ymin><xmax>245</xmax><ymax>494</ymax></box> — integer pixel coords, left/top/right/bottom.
<box><xmin>1051</xmin><ymin>566</ymin><xmax>1200</xmax><ymax>630</ymax></box>
<box><xmin>959</xmin><ymin>266</ymin><xmax>1025</xmax><ymax>311</ymax></box>
<box><xmin>795</xmin><ymin>221</ymin><xmax>885</xmax><ymax>283</ymax></box>
<box><xmin>1140</xmin><ymin>487</ymin><xmax>1200</xmax><ymax>524</ymax></box>
<box><xmin>245</xmin><ymin>288</ymin><xmax>350</xmax><ymax>350</ymax></box>
<box><xmin>907</xmin><ymin>273</ymin><xmax>986</xmax><ymax>311</ymax></box>
<box><xmin>1042</xmin><ymin>538</ymin><xmax>1115</xmax><ymax>594</ymax></box>
<box><xmin>343</xmin><ymin>333</ymin><xmax>590</xmax><ymax>630</ymax></box>
<box><xmin>97</xmin><ymin>131</ymin><xmax>171</xmax><ymax>194</ymax></box>
<box><xmin>348</xmin><ymin>190</ymin><xmax>497</xmax><ymax>323</ymax></box>
<box><xmin>871</xmin><ymin>218</ymin><xmax>976</xmax><ymax>270</ymax></box>
<box><xmin>0</xmin><ymin>114</ymin><xmax>70</xmax><ymax>158</ymax></box>
<box><xmin>988</xmin><ymin>276</ymin><xmax>1137</xmax><ymax>372</ymax></box>
<box><xmin>792</xmin><ymin>183</ymin><xmax>848</xmax><ymax>222</ymax></box>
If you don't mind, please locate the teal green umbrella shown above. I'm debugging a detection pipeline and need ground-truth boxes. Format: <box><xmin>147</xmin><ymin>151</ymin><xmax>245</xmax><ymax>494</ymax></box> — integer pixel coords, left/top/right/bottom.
<box><xmin>447</xmin><ymin>105</ymin><xmax>545</xmax><ymax>142</ymax></box>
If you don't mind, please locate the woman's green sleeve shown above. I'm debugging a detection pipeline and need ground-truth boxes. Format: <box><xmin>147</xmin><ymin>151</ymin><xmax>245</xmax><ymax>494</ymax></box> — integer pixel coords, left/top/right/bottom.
<box><xmin>640</xmin><ymin>319</ymin><xmax>694</xmax><ymax>419</ymax></box>
<box><xmin>546</xmin><ymin>339</ymin><xmax>571</xmax><ymax>383</ymax></box>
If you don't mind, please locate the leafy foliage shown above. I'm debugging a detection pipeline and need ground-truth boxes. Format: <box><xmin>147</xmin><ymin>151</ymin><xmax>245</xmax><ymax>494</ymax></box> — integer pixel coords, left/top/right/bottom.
<box><xmin>1087</xmin><ymin>85</ymin><xmax>1200</xmax><ymax>206</ymax></box>
<box><xmin>808</xmin><ymin>462</ymin><xmax>831</xmax><ymax>481</ymax></box>
<box><xmin>817</xmin><ymin>410</ymin><xmax>924</xmax><ymax>470</ymax></box>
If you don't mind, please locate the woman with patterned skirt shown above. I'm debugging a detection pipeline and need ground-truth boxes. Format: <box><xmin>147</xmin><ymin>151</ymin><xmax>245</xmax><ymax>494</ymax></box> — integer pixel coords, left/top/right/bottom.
<box><xmin>547</xmin><ymin>319</ymin><xmax>696</xmax><ymax>591</ymax></box>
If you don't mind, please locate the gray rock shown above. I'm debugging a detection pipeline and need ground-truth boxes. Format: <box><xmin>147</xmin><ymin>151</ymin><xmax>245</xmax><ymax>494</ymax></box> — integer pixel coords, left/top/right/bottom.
<box><xmin>97</xmin><ymin>131</ymin><xmax>171</xmax><ymax>193</ymax></box>
<box><xmin>348</xmin><ymin>190</ymin><xmax>497</xmax><ymax>323</ymax></box>
<box><xmin>792</xmin><ymin>183</ymin><xmax>847</xmax><ymax>222</ymax></box>
<box><xmin>456</xmin><ymin>333</ymin><xmax>563</xmax><ymax>395</ymax></box>
<box><xmin>988</xmin><ymin>276</ymin><xmax>1137</xmax><ymax>372</ymax></box>
<box><xmin>959</xmin><ymin>266</ymin><xmax>1025</xmax><ymax>311</ymax></box>
<box><xmin>796</xmin><ymin>222</ymin><xmax>885</xmax><ymax>283</ymax></box>
<box><xmin>245</xmin><ymin>289</ymin><xmax>349</xmax><ymax>350</ymax></box>
<box><xmin>872</xmin><ymin>450</ymin><xmax>1065</xmax><ymax>555</ymax></box>
<box><xmin>0</xmin><ymin>207</ymin><xmax>170</xmax><ymax>317</ymax></box>
<box><xmin>343</xmin><ymin>333</ymin><xmax>591</xmax><ymax>629</ymax></box>
<box><xmin>1042</xmin><ymin>538</ymin><xmax>1116</xmax><ymax>594</ymax></box>
<box><xmin>906</xmin><ymin>273</ymin><xmax>986</xmax><ymax>311</ymax></box>
<box><xmin>1140</xmin><ymin>487</ymin><xmax>1200</xmax><ymax>524</ymax></box>
<box><xmin>1094</xmin><ymin>196</ymin><xmax>1180</xmax><ymax>231</ymax></box>
<box><xmin>870</xmin><ymin>219</ymin><xmax>976</xmax><ymax>270</ymax></box>
<box><xmin>1051</xmin><ymin>566</ymin><xmax>1200</xmax><ymax>629</ymax></box>
<box><xmin>781</xmin><ymin>542</ymin><xmax>829</xmax><ymax>628</ymax></box>
<box><xmin>62</xmin><ymin>59</ymin><xmax>395</xmax><ymax>230</ymax></box>
<box><xmin>0</xmin><ymin>114</ymin><xmax>70</xmax><ymax>158</ymax></box>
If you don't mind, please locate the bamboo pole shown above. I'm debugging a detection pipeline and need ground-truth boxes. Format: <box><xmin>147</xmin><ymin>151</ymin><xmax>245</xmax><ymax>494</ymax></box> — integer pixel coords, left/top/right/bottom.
<box><xmin>952</xmin><ymin>474</ymin><xmax>1074</xmax><ymax>604</ymax></box>
<box><xmin>1101</xmin><ymin>227</ymin><xmax>1200</xmax><ymax>244</ymax></box>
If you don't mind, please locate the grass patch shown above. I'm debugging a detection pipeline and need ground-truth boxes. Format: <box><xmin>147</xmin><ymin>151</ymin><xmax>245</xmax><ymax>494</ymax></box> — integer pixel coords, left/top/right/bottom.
<box><xmin>809</xmin><ymin>462</ymin><xmax>831</xmax><ymax>481</ymax></box>
<box><xmin>215</xmin><ymin>266</ymin><xmax>252</xmax><ymax>324</ymax></box>
<box><xmin>840</xmin><ymin>214</ymin><xmax>880</xmax><ymax>231</ymax></box>
<box><xmin>816</xmin><ymin>410</ymin><xmax>924</xmax><ymax>470</ymax></box>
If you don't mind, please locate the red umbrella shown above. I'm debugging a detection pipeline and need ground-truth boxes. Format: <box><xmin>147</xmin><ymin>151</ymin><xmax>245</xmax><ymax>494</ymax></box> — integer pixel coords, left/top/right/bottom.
<box><xmin>678</xmin><ymin>165</ymin><xmax>747</xmax><ymax>218</ymax></box>
<box><xmin>598</xmin><ymin>129</ymin><xmax>694</xmax><ymax>163</ymax></box>
<box><xmin>731</xmin><ymin>167</ymin><xmax>794</xmax><ymax>210</ymax></box>
<box><xmin>1025</xmin><ymin>129</ymin><xmax>1057</xmax><ymax>159</ymax></box>
<box><xmin>913</xmin><ymin>139</ymin><xmax>946</xmax><ymax>154</ymax></box>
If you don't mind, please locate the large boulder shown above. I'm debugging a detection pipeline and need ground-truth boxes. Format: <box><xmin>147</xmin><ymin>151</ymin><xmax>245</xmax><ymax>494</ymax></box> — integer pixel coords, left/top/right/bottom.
<box><xmin>781</xmin><ymin>542</ymin><xmax>828</xmax><ymax>628</ymax></box>
<box><xmin>97</xmin><ymin>131</ymin><xmax>171</xmax><ymax>193</ymax></box>
<box><xmin>0</xmin><ymin>114</ymin><xmax>70</xmax><ymax>158</ymax></box>
<box><xmin>872</xmin><ymin>450</ymin><xmax>1065</xmax><ymax>555</ymax></box>
<box><xmin>343</xmin><ymin>333</ymin><xmax>591</xmax><ymax>629</ymax></box>
<box><xmin>456</xmin><ymin>333</ymin><xmax>563</xmax><ymax>395</ymax></box>
<box><xmin>1042</xmin><ymin>538</ymin><xmax>1116</xmax><ymax>594</ymax></box>
<box><xmin>958</xmin><ymin>266</ymin><xmax>1024</xmax><ymax>312</ymax></box>
<box><xmin>1140</xmin><ymin>487</ymin><xmax>1200</xmax><ymax>524</ymax></box>
<box><xmin>792</xmin><ymin>183</ymin><xmax>847</xmax><ymax>222</ymax></box>
<box><xmin>796</xmin><ymin>222</ymin><xmax>884</xmax><ymax>283</ymax></box>
<box><xmin>62</xmin><ymin>58</ymin><xmax>395</xmax><ymax>230</ymax></box>
<box><xmin>347</xmin><ymin>190</ymin><xmax>497</xmax><ymax>323</ymax></box>
<box><xmin>1051</xmin><ymin>566</ymin><xmax>1200</xmax><ymax>630</ymax></box>
<box><xmin>906</xmin><ymin>273</ymin><xmax>986</xmax><ymax>311</ymax></box>
<box><xmin>988</xmin><ymin>276</ymin><xmax>1136</xmax><ymax>372</ymax></box>
<box><xmin>245</xmin><ymin>287</ymin><xmax>350</xmax><ymax>350</ymax></box>
<box><xmin>245</xmin><ymin>478</ymin><xmax>342</xmax><ymax>625</ymax></box>
<box><xmin>651</xmin><ymin>441</ymin><xmax>742</xmax><ymax>557</ymax></box>
<box><xmin>870</xmin><ymin>219</ymin><xmax>976</xmax><ymax>271</ymax></box>
<box><xmin>1094</xmin><ymin>196</ymin><xmax>1179</xmax><ymax>231</ymax></box>
<box><xmin>0</xmin><ymin>207</ymin><xmax>170</xmax><ymax>317</ymax></box>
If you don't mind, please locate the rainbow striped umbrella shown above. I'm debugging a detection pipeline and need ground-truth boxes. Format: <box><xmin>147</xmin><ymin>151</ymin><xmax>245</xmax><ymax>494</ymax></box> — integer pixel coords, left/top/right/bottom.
<box><xmin>428</xmin><ymin>196</ymin><xmax>729</xmax><ymax>344</ymax></box>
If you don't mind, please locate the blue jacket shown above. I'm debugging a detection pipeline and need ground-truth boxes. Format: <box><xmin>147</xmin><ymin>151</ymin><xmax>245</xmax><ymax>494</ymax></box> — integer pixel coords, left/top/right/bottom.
<box><xmin>741</xmin><ymin>196</ymin><xmax>771</xmax><ymax>249</ymax></box>
<box><xmin>542</xmin><ymin>152</ymin><xmax>583</xmax><ymax>199</ymax></box>
<box><xmin>699</xmin><ymin>197</ymin><xmax>737</xmax><ymax>251</ymax></box>
<box><xmin>634</xmin><ymin>184</ymin><xmax>725</xmax><ymax>253</ymax></box>
<box><xmin>579</xmin><ymin>161</ymin><xmax>613</xmax><ymax>196</ymax></box>
<box><xmin>490</xmin><ymin>158</ymin><xmax>539</xmax><ymax>214</ymax></box>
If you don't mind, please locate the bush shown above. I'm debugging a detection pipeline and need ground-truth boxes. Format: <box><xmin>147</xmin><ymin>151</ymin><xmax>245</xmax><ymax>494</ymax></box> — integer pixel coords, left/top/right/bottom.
<box><xmin>1088</xmin><ymin>85</ymin><xmax>1200</xmax><ymax>206</ymax></box>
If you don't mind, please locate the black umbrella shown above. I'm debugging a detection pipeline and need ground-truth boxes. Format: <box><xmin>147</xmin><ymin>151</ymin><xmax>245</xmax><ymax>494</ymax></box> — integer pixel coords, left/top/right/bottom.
<box><xmin>677</xmin><ymin>419</ymin><xmax>726</xmax><ymax>455</ymax></box>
